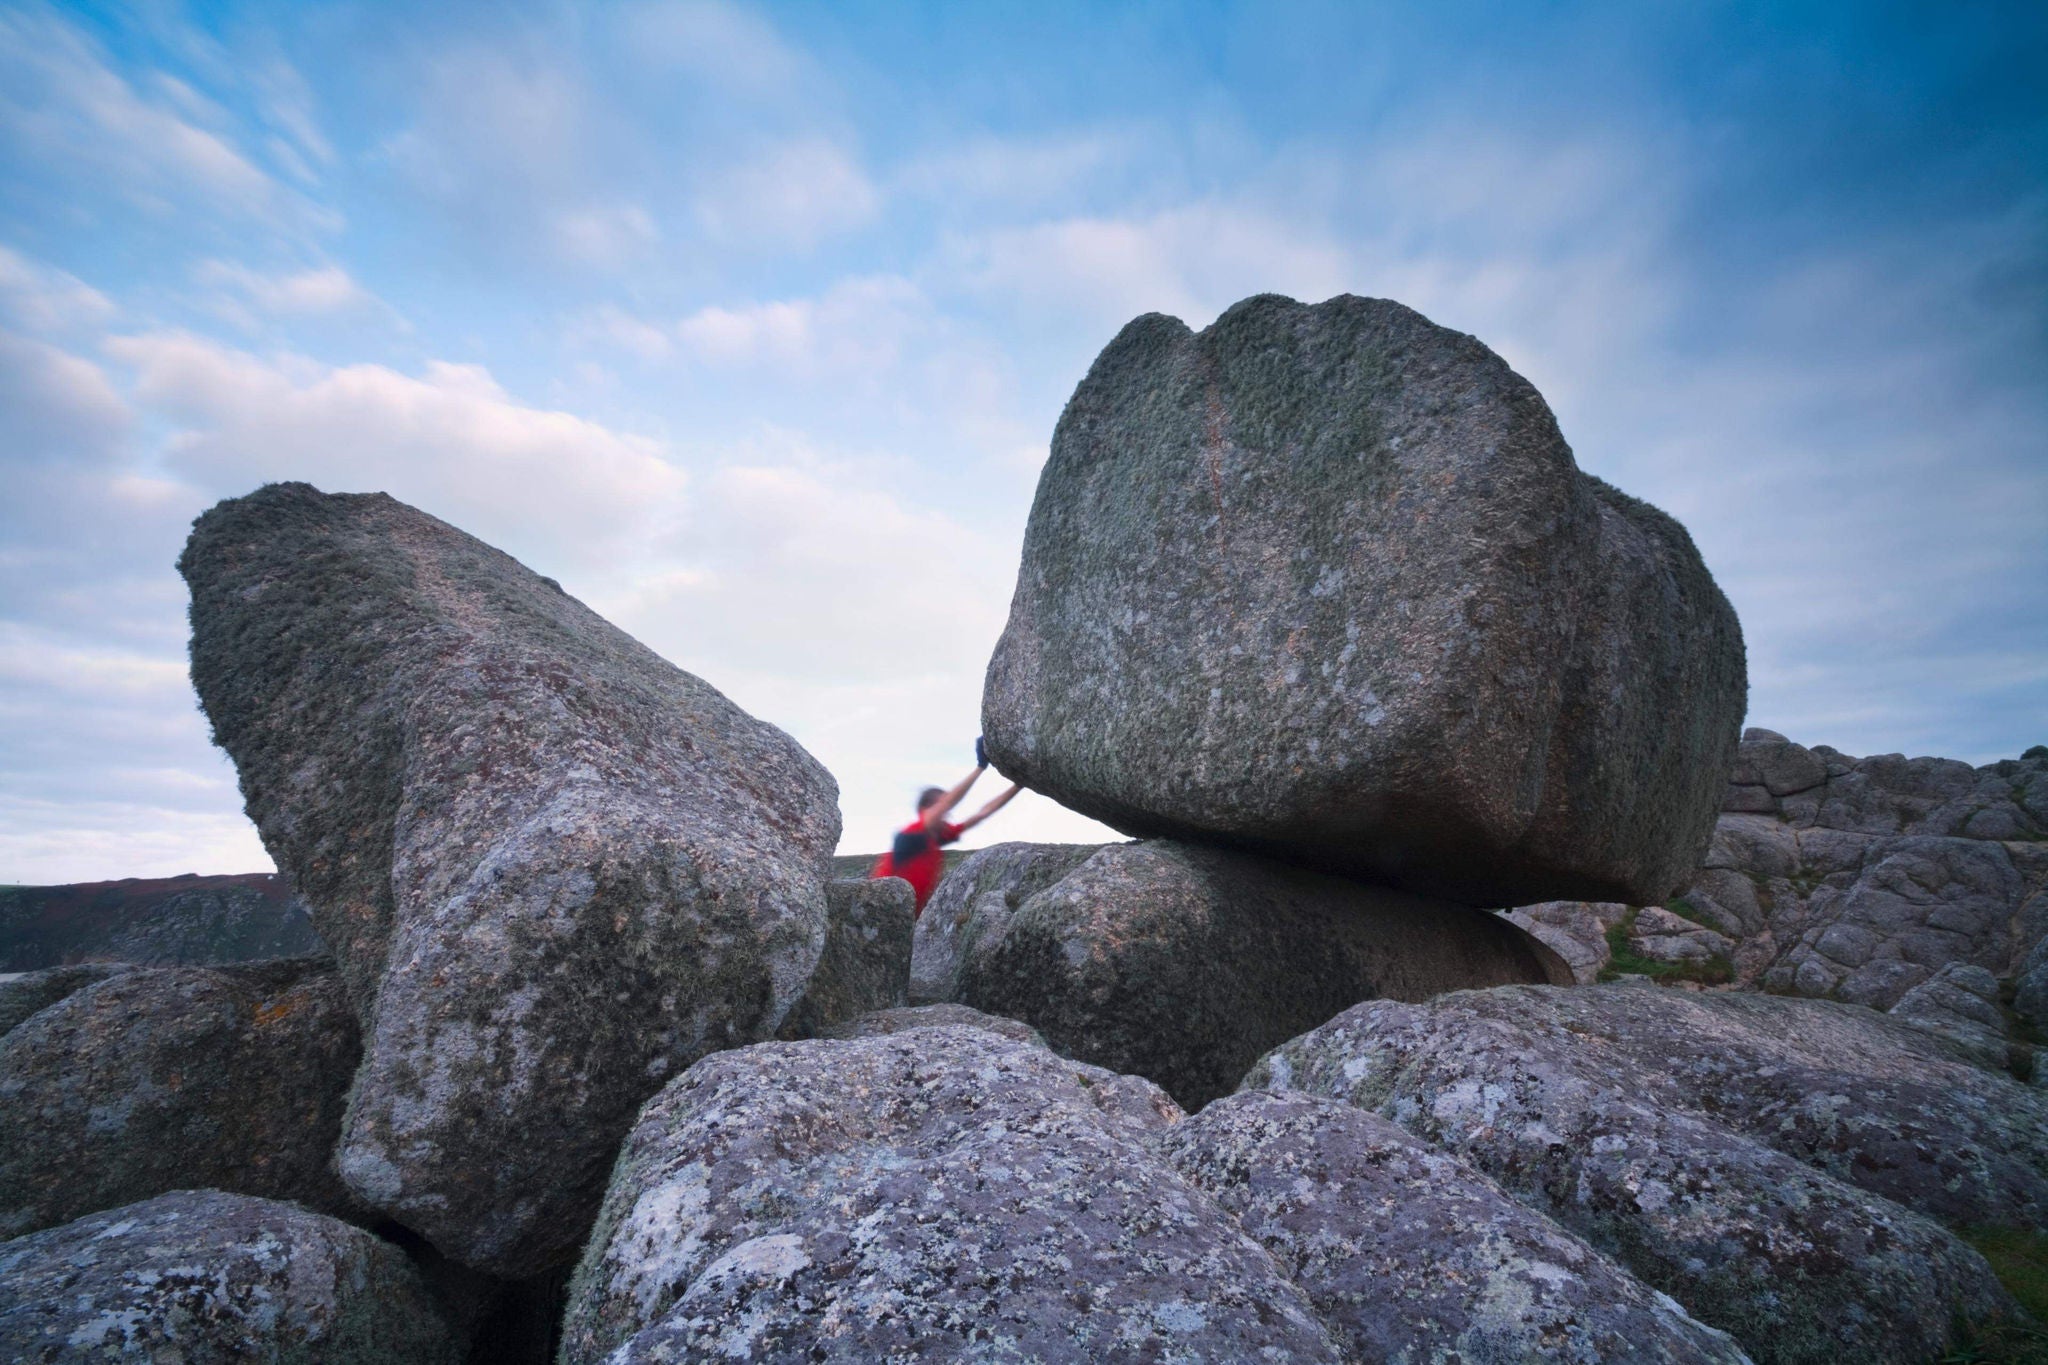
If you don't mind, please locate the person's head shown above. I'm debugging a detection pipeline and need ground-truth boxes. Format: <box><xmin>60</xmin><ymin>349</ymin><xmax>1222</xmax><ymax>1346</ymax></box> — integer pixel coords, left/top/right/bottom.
<box><xmin>916</xmin><ymin>786</ymin><xmax>946</xmax><ymax>813</ymax></box>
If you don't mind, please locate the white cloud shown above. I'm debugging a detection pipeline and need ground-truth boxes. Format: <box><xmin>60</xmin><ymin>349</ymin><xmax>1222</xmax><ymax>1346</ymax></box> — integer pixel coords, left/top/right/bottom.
<box><xmin>675</xmin><ymin>276</ymin><xmax>927</xmax><ymax>372</ymax></box>
<box><xmin>0</xmin><ymin>244</ymin><xmax>116</xmax><ymax>333</ymax></box>
<box><xmin>898</xmin><ymin>128</ymin><xmax>1145</xmax><ymax>209</ymax></box>
<box><xmin>104</xmin><ymin>332</ymin><xmax>689</xmax><ymax>569</ymax></box>
<box><xmin>615</xmin><ymin>0</ymin><xmax>808</xmax><ymax>99</ymax></box>
<box><xmin>0</xmin><ymin>330</ymin><xmax>130</xmax><ymax>466</ymax></box>
<box><xmin>0</xmin><ymin>6</ymin><xmax>303</xmax><ymax>224</ymax></box>
<box><xmin>567</xmin><ymin>304</ymin><xmax>675</xmax><ymax>361</ymax></box>
<box><xmin>695</xmin><ymin>137</ymin><xmax>880</xmax><ymax>248</ymax></box>
<box><xmin>196</xmin><ymin>260</ymin><xmax>377</xmax><ymax>317</ymax></box>
<box><xmin>553</xmin><ymin>203</ymin><xmax>661</xmax><ymax>267</ymax></box>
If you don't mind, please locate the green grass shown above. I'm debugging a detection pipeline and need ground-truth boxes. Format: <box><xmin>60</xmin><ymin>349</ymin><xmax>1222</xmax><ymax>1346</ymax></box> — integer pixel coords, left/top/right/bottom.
<box><xmin>1596</xmin><ymin>907</ymin><xmax>1734</xmax><ymax>987</ymax></box>
<box><xmin>1941</xmin><ymin>1229</ymin><xmax>2048</xmax><ymax>1364</ymax></box>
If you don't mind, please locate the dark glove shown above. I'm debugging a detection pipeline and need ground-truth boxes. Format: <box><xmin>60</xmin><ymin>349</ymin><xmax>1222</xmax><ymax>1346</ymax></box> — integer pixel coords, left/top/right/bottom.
<box><xmin>975</xmin><ymin>735</ymin><xmax>988</xmax><ymax>769</ymax></box>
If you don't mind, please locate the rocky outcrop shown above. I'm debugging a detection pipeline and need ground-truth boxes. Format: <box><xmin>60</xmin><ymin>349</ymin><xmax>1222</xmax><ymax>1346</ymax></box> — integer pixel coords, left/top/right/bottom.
<box><xmin>0</xmin><ymin>1191</ymin><xmax>454</xmax><ymax>1363</ymax></box>
<box><xmin>1510</xmin><ymin>732</ymin><xmax>2048</xmax><ymax>1015</ymax></box>
<box><xmin>1247</xmin><ymin>982</ymin><xmax>2038</xmax><ymax>1364</ymax></box>
<box><xmin>983</xmin><ymin>293</ymin><xmax>1745</xmax><ymax>908</ymax></box>
<box><xmin>1889</xmin><ymin>962</ymin><xmax>2018</xmax><ymax>1071</ymax></box>
<box><xmin>1160</xmin><ymin>1091</ymin><xmax>1747</xmax><ymax>1363</ymax></box>
<box><xmin>560</xmin><ymin>1024</ymin><xmax>1337</xmax><ymax>1363</ymax></box>
<box><xmin>930</xmin><ymin>838</ymin><xmax>1565</xmax><ymax>1107</ymax></box>
<box><xmin>0</xmin><ymin>873</ymin><xmax>319</xmax><ymax>971</ymax></box>
<box><xmin>775</xmin><ymin>877</ymin><xmax>914</xmax><ymax>1040</ymax></box>
<box><xmin>0</xmin><ymin>957</ymin><xmax>360</xmax><ymax>1239</ymax></box>
<box><xmin>179</xmin><ymin>483</ymin><xmax>839</xmax><ymax>1275</ymax></box>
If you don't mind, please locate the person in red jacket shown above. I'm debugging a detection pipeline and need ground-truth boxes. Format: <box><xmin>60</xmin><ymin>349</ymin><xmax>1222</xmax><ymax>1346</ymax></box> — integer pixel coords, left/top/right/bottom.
<box><xmin>871</xmin><ymin>737</ymin><xmax>1021</xmax><ymax>914</ymax></box>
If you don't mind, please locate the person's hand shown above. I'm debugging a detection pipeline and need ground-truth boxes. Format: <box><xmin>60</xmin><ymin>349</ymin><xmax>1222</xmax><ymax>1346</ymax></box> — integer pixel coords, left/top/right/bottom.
<box><xmin>975</xmin><ymin>735</ymin><xmax>988</xmax><ymax>769</ymax></box>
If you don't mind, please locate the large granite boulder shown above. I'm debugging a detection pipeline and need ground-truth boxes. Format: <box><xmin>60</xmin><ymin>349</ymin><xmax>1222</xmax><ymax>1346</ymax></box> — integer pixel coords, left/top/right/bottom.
<box><xmin>0</xmin><ymin>957</ymin><xmax>360</xmax><ymax>1239</ymax></box>
<box><xmin>907</xmin><ymin>841</ymin><xmax>1102</xmax><ymax>1004</ymax></box>
<box><xmin>0</xmin><ymin>1190</ymin><xmax>454</xmax><ymax>1363</ymax></box>
<box><xmin>178</xmin><ymin>483</ymin><xmax>840</xmax><ymax>1275</ymax></box>
<box><xmin>983</xmin><ymin>293</ymin><xmax>1745</xmax><ymax>908</ymax></box>
<box><xmin>823</xmin><ymin>1001</ymin><xmax>1049</xmax><ymax>1047</ymax></box>
<box><xmin>1160</xmin><ymin>1091</ymin><xmax>1747</xmax><ymax>1363</ymax></box>
<box><xmin>1247</xmin><ymin>983</ymin><xmax>2037</xmax><ymax>1364</ymax></box>
<box><xmin>1888</xmin><ymin>962</ymin><xmax>2017</xmax><ymax>1072</ymax></box>
<box><xmin>559</xmin><ymin>1024</ymin><xmax>1339</xmax><ymax>1363</ymax></box>
<box><xmin>938</xmin><ymin>838</ymin><xmax>1565</xmax><ymax>1107</ymax></box>
<box><xmin>0</xmin><ymin>963</ymin><xmax>136</xmax><ymax>1038</ymax></box>
<box><xmin>775</xmin><ymin>877</ymin><xmax>914</xmax><ymax>1040</ymax></box>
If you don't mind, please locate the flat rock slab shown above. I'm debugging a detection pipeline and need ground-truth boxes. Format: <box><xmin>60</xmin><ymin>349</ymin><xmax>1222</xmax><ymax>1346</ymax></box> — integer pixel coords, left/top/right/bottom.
<box><xmin>0</xmin><ymin>957</ymin><xmax>360</xmax><ymax>1239</ymax></box>
<box><xmin>1161</xmin><ymin>1091</ymin><xmax>1748</xmax><ymax>1363</ymax></box>
<box><xmin>0</xmin><ymin>1190</ymin><xmax>454</xmax><ymax>1364</ymax></box>
<box><xmin>1247</xmin><ymin>983</ymin><xmax>2031</xmax><ymax>1365</ymax></box>
<box><xmin>560</xmin><ymin>1025</ymin><xmax>1339</xmax><ymax>1363</ymax></box>
<box><xmin>984</xmin><ymin>293</ymin><xmax>1744</xmax><ymax>908</ymax></box>
<box><xmin>180</xmin><ymin>483</ymin><xmax>839</xmax><ymax>1275</ymax></box>
<box><xmin>941</xmin><ymin>839</ymin><xmax>1566</xmax><ymax>1108</ymax></box>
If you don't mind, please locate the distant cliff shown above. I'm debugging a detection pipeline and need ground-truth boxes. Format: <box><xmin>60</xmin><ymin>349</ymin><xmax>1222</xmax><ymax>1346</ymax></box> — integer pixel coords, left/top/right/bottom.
<box><xmin>0</xmin><ymin>873</ymin><xmax>322</xmax><ymax>971</ymax></box>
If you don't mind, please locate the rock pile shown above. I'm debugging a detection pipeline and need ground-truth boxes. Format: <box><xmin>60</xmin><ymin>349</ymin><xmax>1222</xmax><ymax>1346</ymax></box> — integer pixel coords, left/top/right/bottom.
<box><xmin>983</xmin><ymin>293</ymin><xmax>1746</xmax><ymax>908</ymax></box>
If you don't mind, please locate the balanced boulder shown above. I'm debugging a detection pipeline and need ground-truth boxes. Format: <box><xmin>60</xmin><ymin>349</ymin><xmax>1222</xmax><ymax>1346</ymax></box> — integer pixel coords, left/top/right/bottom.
<box><xmin>0</xmin><ymin>1190</ymin><xmax>454</xmax><ymax>1364</ymax></box>
<box><xmin>983</xmin><ymin>293</ymin><xmax>1745</xmax><ymax>907</ymax></box>
<box><xmin>1247</xmin><ymin>983</ymin><xmax>2036</xmax><ymax>1364</ymax></box>
<box><xmin>925</xmin><ymin>839</ymin><xmax>1566</xmax><ymax>1108</ymax></box>
<box><xmin>178</xmin><ymin>483</ymin><xmax>840</xmax><ymax>1275</ymax></box>
<box><xmin>0</xmin><ymin>957</ymin><xmax>359</xmax><ymax>1239</ymax></box>
<box><xmin>560</xmin><ymin>1024</ymin><xmax>1339</xmax><ymax>1363</ymax></box>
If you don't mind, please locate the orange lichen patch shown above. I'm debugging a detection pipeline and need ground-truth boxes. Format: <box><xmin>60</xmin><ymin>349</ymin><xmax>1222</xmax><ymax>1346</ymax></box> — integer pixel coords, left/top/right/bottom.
<box><xmin>253</xmin><ymin>994</ymin><xmax>305</xmax><ymax>1027</ymax></box>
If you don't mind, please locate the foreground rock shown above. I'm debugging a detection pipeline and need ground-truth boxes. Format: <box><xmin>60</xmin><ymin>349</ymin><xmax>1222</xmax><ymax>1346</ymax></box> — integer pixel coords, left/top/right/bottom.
<box><xmin>931</xmin><ymin>839</ymin><xmax>1564</xmax><ymax>1107</ymax></box>
<box><xmin>0</xmin><ymin>1190</ymin><xmax>453</xmax><ymax>1363</ymax></box>
<box><xmin>823</xmin><ymin>1001</ymin><xmax>1048</xmax><ymax>1047</ymax></box>
<box><xmin>776</xmin><ymin>877</ymin><xmax>915</xmax><ymax>1040</ymax></box>
<box><xmin>560</xmin><ymin>1024</ymin><xmax>1338</xmax><ymax>1363</ymax></box>
<box><xmin>1512</xmin><ymin>732</ymin><xmax>2048</xmax><ymax>1015</ymax></box>
<box><xmin>1248</xmin><ymin>983</ymin><xmax>2034</xmax><ymax>1364</ymax></box>
<box><xmin>1161</xmin><ymin>1091</ymin><xmax>1747</xmax><ymax>1363</ymax></box>
<box><xmin>983</xmin><ymin>293</ymin><xmax>1745</xmax><ymax>908</ymax></box>
<box><xmin>0</xmin><ymin>957</ymin><xmax>359</xmax><ymax>1239</ymax></box>
<box><xmin>0</xmin><ymin>873</ymin><xmax>319</xmax><ymax>972</ymax></box>
<box><xmin>180</xmin><ymin>483</ymin><xmax>839</xmax><ymax>1275</ymax></box>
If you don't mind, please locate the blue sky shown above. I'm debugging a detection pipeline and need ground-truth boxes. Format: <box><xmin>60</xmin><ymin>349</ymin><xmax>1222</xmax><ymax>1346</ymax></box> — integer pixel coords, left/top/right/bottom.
<box><xmin>1</xmin><ymin>0</ymin><xmax>2043</xmax><ymax>883</ymax></box>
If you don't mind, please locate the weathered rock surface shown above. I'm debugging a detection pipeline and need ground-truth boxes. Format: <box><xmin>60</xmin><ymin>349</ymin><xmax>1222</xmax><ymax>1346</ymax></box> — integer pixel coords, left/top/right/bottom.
<box><xmin>823</xmin><ymin>1001</ymin><xmax>1048</xmax><ymax>1047</ymax></box>
<box><xmin>983</xmin><ymin>293</ymin><xmax>1745</xmax><ymax>908</ymax></box>
<box><xmin>943</xmin><ymin>838</ymin><xmax>1565</xmax><ymax>1107</ymax></box>
<box><xmin>1248</xmin><ymin>983</ymin><xmax>2035</xmax><ymax>1364</ymax></box>
<box><xmin>776</xmin><ymin>877</ymin><xmax>914</xmax><ymax>1040</ymax></box>
<box><xmin>0</xmin><ymin>957</ymin><xmax>360</xmax><ymax>1239</ymax></box>
<box><xmin>0</xmin><ymin>873</ymin><xmax>320</xmax><ymax>972</ymax></box>
<box><xmin>908</xmin><ymin>841</ymin><xmax>1102</xmax><ymax>1005</ymax></box>
<box><xmin>0</xmin><ymin>1190</ymin><xmax>454</xmax><ymax>1364</ymax></box>
<box><xmin>179</xmin><ymin>482</ymin><xmax>839</xmax><ymax>1275</ymax></box>
<box><xmin>1888</xmin><ymin>961</ymin><xmax>2017</xmax><ymax>1071</ymax></box>
<box><xmin>1161</xmin><ymin>1091</ymin><xmax>1748</xmax><ymax>1363</ymax></box>
<box><xmin>1501</xmin><ymin>900</ymin><xmax>1627</xmax><ymax>985</ymax></box>
<box><xmin>560</xmin><ymin>1024</ymin><xmax>1340</xmax><ymax>1363</ymax></box>
<box><xmin>0</xmin><ymin>962</ymin><xmax>136</xmax><ymax>1038</ymax></box>
<box><xmin>1513</xmin><ymin>732</ymin><xmax>2048</xmax><ymax>1011</ymax></box>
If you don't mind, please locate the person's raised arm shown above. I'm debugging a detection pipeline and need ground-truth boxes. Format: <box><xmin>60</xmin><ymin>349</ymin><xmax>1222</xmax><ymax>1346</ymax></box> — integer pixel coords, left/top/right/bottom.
<box><xmin>954</xmin><ymin>782</ymin><xmax>1022</xmax><ymax>835</ymax></box>
<box><xmin>923</xmin><ymin>763</ymin><xmax>985</xmax><ymax>833</ymax></box>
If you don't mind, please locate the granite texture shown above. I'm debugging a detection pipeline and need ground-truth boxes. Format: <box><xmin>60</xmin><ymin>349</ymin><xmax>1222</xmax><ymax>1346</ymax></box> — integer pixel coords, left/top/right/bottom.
<box><xmin>983</xmin><ymin>293</ymin><xmax>1744</xmax><ymax>908</ymax></box>
<box><xmin>0</xmin><ymin>957</ymin><xmax>360</xmax><ymax>1239</ymax></box>
<box><xmin>0</xmin><ymin>1190</ymin><xmax>453</xmax><ymax>1363</ymax></box>
<box><xmin>179</xmin><ymin>482</ymin><xmax>840</xmax><ymax>1275</ymax></box>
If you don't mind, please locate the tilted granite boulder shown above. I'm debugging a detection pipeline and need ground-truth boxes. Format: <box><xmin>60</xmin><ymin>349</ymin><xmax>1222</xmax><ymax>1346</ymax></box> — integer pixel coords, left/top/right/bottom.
<box><xmin>1161</xmin><ymin>1091</ymin><xmax>1747</xmax><ymax>1364</ymax></box>
<box><xmin>947</xmin><ymin>838</ymin><xmax>1565</xmax><ymax>1108</ymax></box>
<box><xmin>907</xmin><ymin>840</ymin><xmax>1101</xmax><ymax>1004</ymax></box>
<box><xmin>775</xmin><ymin>877</ymin><xmax>914</xmax><ymax>1040</ymax></box>
<box><xmin>1247</xmin><ymin>983</ymin><xmax>2035</xmax><ymax>1364</ymax></box>
<box><xmin>983</xmin><ymin>293</ymin><xmax>1745</xmax><ymax>908</ymax></box>
<box><xmin>179</xmin><ymin>483</ymin><xmax>840</xmax><ymax>1275</ymax></box>
<box><xmin>0</xmin><ymin>957</ymin><xmax>360</xmax><ymax>1239</ymax></box>
<box><xmin>0</xmin><ymin>1191</ymin><xmax>454</xmax><ymax>1364</ymax></box>
<box><xmin>559</xmin><ymin>1025</ymin><xmax>1340</xmax><ymax>1363</ymax></box>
